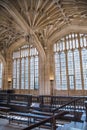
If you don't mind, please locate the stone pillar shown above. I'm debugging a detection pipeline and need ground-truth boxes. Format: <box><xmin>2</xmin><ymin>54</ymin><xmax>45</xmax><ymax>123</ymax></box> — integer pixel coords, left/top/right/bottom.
<box><xmin>49</xmin><ymin>44</ymin><xmax>55</xmax><ymax>95</ymax></box>
<box><xmin>6</xmin><ymin>52</ymin><xmax>12</xmax><ymax>89</ymax></box>
<box><xmin>0</xmin><ymin>54</ymin><xmax>8</xmax><ymax>90</ymax></box>
<box><xmin>39</xmin><ymin>45</ymin><xmax>51</xmax><ymax>95</ymax></box>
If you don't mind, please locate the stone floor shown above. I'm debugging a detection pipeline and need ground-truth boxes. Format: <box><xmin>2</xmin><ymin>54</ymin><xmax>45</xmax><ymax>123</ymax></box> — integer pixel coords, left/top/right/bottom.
<box><xmin>0</xmin><ymin>118</ymin><xmax>48</xmax><ymax>130</ymax></box>
<box><xmin>0</xmin><ymin>112</ymin><xmax>86</xmax><ymax>130</ymax></box>
<box><xmin>1</xmin><ymin>119</ymin><xmax>87</xmax><ymax>130</ymax></box>
<box><xmin>0</xmin><ymin>119</ymin><xmax>25</xmax><ymax>130</ymax></box>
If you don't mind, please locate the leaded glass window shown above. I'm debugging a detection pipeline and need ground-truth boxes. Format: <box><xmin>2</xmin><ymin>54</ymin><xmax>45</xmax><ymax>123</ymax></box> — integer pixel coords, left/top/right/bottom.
<box><xmin>54</xmin><ymin>33</ymin><xmax>87</xmax><ymax>90</ymax></box>
<box><xmin>12</xmin><ymin>44</ymin><xmax>39</xmax><ymax>90</ymax></box>
<box><xmin>74</xmin><ymin>50</ymin><xmax>82</xmax><ymax>89</ymax></box>
<box><xmin>68</xmin><ymin>51</ymin><xmax>74</xmax><ymax>89</ymax></box>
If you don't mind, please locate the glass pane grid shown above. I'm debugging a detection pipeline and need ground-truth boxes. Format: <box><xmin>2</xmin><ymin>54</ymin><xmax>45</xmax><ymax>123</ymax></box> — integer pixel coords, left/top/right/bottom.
<box><xmin>54</xmin><ymin>33</ymin><xmax>87</xmax><ymax>90</ymax></box>
<box><xmin>12</xmin><ymin>45</ymin><xmax>39</xmax><ymax>90</ymax></box>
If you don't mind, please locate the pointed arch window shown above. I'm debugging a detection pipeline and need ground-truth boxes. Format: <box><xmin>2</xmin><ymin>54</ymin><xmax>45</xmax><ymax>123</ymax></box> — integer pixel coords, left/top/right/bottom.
<box><xmin>54</xmin><ymin>33</ymin><xmax>87</xmax><ymax>90</ymax></box>
<box><xmin>12</xmin><ymin>44</ymin><xmax>39</xmax><ymax>90</ymax></box>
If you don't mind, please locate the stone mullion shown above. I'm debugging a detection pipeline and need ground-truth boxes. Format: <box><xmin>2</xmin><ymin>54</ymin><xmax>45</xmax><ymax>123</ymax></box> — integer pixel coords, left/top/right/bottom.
<box><xmin>71</xmin><ymin>34</ymin><xmax>76</xmax><ymax>91</ymax></box>
<box><xmin>16</xmin><ymin>59</ymin><xmax>17</xmax><ymax>89</ymax></box>
<box><xmin>19</xmin><ymin>49</ymin><xmax>21</xmax><ymax>90</ymax></box>
<box><xmin>28</xmin><ymin>55</ymin><xmax>31</xmax><ymax>93</ymax></box>
<box><xmin>78</xmin><ymin>33</ymin><xmax>84</xmax><ymax>94</ymax></box>
<box><xmin>34</xmin><ymin>56</ymin><xmax>35</xmax><ymax>90</ymax></box>
<box><xmin>65</xmin><ymin>50</ymin><xmax>69</xmax><ymax>94</ymax></box>
<box><xmin>24</xmin><ymin>57</ymin><xmax>26</xmax><ymax>90</ymax></box>
<box><xmin>28</xmin><ymin>56</ymin><xmax>30</xmax><ymax>93</ymax></box>
<box><xmin>28</xmin><ymin>46</ymin><xmax>30</xmax><ymax>92</ymax></box>
<box><xmin>72</xmin><ymin>49</ymin><xmax>76</xmax><ymax>91</ymax></box>
<box><xmin>64</xmin><ymin>36</ymin><xmax>69</xmax><ymax>94</ymax></box>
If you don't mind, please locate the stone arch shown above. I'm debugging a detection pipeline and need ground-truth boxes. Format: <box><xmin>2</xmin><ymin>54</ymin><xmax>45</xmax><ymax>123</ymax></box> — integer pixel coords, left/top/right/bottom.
<box><xmin>8</xmin><ymin>38</ymin><xmax>46</xmax><ymax>63</ymax></box>
<box><xmin>0</xmin><ymin>0</ymin><xmax>46</xmax><ymax>63</ymax></box>
<box><xmin>49</xmin><ymin>25</ymin><xmax>87</xmax><ymax>45</ymax></box>
<box><xmin>47</xmin><ymin>25</ymin><xmax>87</xmax><ymax>95</ymax></box>
<box><xmin>7</xmin><ymin>38</ymin><xmax>46</xmax><ymax>94</ymax></box>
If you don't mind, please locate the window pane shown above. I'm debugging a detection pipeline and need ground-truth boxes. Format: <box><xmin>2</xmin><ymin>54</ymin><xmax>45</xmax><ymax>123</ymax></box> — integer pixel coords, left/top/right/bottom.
<box><xmin>21</xmin><ymin>58</ymin><xmax>24</xmax><ymax>89</ymax></box>
<box><xmin>60</xmin><ymin>52</ymin><xmax>67</xmax><ymax>90</ymax></box>
<box><xmin>54</xmin><ymin>33</ymin><xmax>87</xmax><ymax>91</ymax></box>
<box><xmin>17</xmin><ymin>59</ymin><xmax>20</xmax><ymax>89</ymax></box>
<box><xmin>25</xmin><ymin>57</ymin><xmax>28</xmax><ymax>89</ymax></box>
<box><xmin>74</xmin><ymin>50</ymin><xmax>82</xmax><ymax>90</ymax></box>
<box><xmin>12</xmin><ymin>44</ymin><xmax>39</xmax><ymax>90</ymax></box>
<box><xmin>30</xmin><ymin>57</ymin><xmax>34</xmax><ymax>89</ymax></box>
<box><xmin>68</xmin><ymin>51</ymin><xmax>74</xmax><ymax>89</ymax></box>
<box><xmin>54</xmin><ymin>53</ymin><xmax>61</xmax><ymax>90</ymax></box>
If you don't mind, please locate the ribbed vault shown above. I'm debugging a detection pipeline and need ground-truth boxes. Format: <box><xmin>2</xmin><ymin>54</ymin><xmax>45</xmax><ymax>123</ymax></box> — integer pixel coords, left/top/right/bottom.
<box><xmin>0</xmin><ymin>0</ymin><xmax>87</xmax><ymax>54</ymax></box>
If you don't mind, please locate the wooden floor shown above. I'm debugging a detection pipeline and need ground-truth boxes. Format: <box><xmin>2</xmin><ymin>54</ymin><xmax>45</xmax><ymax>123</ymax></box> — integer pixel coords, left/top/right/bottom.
<box><xmin>0</xmin><ymin>112</ymin><xmax>87</xmax><ymax>130</ymax></box>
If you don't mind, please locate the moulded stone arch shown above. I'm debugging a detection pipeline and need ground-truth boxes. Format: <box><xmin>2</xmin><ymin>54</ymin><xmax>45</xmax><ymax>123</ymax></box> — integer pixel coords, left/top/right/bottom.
<box><xmin>7</xmin><ymin>38</ymin><xmax>46</xmax><ymax>95</ymax></box>
<box><xmin>8</xmin><ymin>38</ymin><xmax>46</xmax><ymax>63</ymax></box>
<box><xmin>47</xmin><ymin>25</ymin><xmax>87</xmax><ymax>95</ymax></box>
<box><xmin>49</xmin><ymin>25</ymin><xmax>87</xmax><ymax>45</ymax></box>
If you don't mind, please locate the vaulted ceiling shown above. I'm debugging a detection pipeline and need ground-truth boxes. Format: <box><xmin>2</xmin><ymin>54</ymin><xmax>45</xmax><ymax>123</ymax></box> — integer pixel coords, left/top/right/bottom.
<box><xmin>0</xmin><ymin>0</ymin><xmax>87</xmax><ymax>55</ymax></box>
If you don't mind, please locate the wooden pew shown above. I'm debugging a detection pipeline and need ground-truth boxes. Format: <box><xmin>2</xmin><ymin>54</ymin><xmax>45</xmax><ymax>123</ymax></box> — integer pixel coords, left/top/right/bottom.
<box><xmin>8</xmin><ymin>94</ymin><xmax>32</xmax><ymax>112</ymax></box>
<box><xmin>9</xmin><ymin>111</ymin><xmax>51</xmax><ymax>126</ymax></box>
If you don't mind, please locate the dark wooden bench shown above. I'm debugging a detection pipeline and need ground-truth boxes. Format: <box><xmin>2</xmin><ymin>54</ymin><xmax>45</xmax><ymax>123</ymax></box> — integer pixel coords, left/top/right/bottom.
<box><xmin>0</xmin><ymin>106</ymin><xmax>10</xmax><ymax>111</ymax></box>
<box><xmin>8</xmin><ymin>94</ymin><xmax>32</xmax><ymax>112</ymax></box>
<box><xmin>0</xmin><ymin>93</ymin><xmax>9</xmax><ymax>106</ymax></box>
<box><xmin>0</xmin><ymin>106</ymin><xmax>10</xmax><ymax>119</ymax></box>
<box><xmin>9</xmin><ymin>111</ymin><xmax>51</xmax><ymax>125</ymax></box>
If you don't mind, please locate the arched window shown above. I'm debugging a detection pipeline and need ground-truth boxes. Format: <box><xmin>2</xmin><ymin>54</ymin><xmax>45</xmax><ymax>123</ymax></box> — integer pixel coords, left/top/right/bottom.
<box><xmin>54</xmin><ymin>33</ymin><xmax>87</xmax><ymax>90</ymax></box>
<box><xmin>0</xmin><ymin>60</ymin><xmax>3</xmax><ymax>89</ymax></box>
<box><xmin>12</xmin><ymin>44</ymin><xmax>39</xmax><ymax>90</ymax></box>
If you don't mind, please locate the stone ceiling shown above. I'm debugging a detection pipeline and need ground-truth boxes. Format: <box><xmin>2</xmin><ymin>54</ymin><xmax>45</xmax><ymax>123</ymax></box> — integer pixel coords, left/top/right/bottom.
<box><xmin>0</xmin><ymin>0</ymin><xmax>87</xmax><ymax>54</ymax></box>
